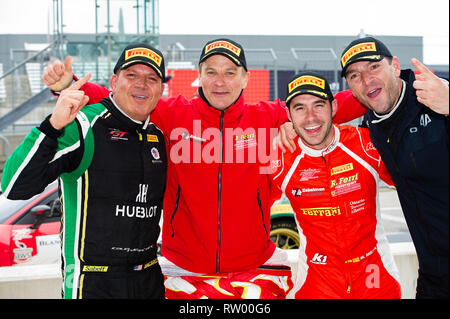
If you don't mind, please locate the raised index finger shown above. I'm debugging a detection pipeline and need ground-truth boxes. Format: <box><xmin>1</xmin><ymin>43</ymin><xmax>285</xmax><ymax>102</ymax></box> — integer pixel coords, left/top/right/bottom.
<box><xmin>68</xmin><ymin>72</ymin><xmax>91</xmax><ymax>90</ymax></box>
<box><xmin>411</xmin><ymin>58</ymin><xmax>434</xmax><ymax>78</ymax></box>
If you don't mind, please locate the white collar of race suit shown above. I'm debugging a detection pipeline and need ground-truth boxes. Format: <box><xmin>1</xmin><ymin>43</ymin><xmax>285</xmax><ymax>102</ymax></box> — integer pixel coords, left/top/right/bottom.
<box><xmin>297</xmin><ymin>125</ymin><xmax>340</xmax><ymax>157</ymax></box>
<box><xmin>109</xmin><ymin>92</ymin><xmax>150</xmax><ymax>129</ymax></box>
<box><xmin>371</xmin><ymin>80</ymin><xmax>406</xmax><ymax>124</ymax></box>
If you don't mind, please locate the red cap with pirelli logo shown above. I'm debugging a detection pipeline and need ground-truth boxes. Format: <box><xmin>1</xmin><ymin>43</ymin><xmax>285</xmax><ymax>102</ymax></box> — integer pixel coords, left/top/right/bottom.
<box><xmin>199</xmin><ymin>38</ymin><xmax>247</xmax><ymax>71</ymax></box>
<box><xmin>340</xmin><ymin>37</ymin><xmax>392</xmax><ymax>77</ymax></box>
<box><xmin>114</xmin><ymin>43</ymin><xmax>166</xmax><ymax>81</ymax></box>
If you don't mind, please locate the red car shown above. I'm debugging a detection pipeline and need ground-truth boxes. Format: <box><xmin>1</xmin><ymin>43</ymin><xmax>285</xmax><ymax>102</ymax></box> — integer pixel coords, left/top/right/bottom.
<box><xmin>0</xmin><ymin>181</ymin><xmax>61</xmax><ymax>267</ymax></box>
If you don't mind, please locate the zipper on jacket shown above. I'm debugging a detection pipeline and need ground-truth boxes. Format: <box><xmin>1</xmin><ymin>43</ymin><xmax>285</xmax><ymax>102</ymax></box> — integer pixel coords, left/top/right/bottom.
<box><xmin>216</xmin><ymin>111</ymin><xmax>225</xmax><ymax>273</ymax></box>
<box><xmin>137</xmin><ymin>130</ymin><xmax>145</xmax><ymax>184</ymax></box>
<box><xmin>170</xmin><ymin>185</ymin><xmax>181</xmax><ymax>237</ymax></box>
<box><xmin>324</xmin><ymin>151</ymin><xmax>352</xmax><ymax>297</ymax></box>
<box><xmin>256</xmin><ymin>189</ymin><xmax>269</xmax><ymax>238</ymax></box>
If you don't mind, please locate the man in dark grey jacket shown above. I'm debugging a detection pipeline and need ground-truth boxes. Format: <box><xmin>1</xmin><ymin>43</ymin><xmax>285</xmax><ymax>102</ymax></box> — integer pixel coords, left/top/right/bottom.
<box><xmin>341</xmin><ymin>36</ymin><xmax>449</xmax><ymax>299</ymax></box>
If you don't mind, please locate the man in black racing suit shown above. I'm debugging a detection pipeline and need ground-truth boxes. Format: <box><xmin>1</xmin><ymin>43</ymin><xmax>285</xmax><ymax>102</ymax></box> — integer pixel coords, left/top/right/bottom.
<box><xmin>1</xmin><ymin>43</ymin><xmax>167</xmax><ymax>299</ymax></box>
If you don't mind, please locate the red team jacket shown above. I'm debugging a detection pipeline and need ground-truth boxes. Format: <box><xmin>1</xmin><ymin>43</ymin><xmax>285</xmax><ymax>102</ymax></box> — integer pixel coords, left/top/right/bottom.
<box><xmin>155</xmin><ymin>93</ymin><xmax>288</xmax><ymax>273</ymax></box>
<box><xmin>271</xmin><ymin>125</ymin><xmax>401</xmax><ymax>298</ymax></box>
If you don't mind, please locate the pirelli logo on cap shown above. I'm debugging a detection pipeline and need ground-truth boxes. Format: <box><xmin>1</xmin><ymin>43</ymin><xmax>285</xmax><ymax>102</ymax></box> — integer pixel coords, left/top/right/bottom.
<box><xmin>331</xmin><ymin>162</ymin><xmax>353</xmax><ymax>176</ymax></box>
<box><xmin>205</xmin><ymin>40</ymin><xmax>241</xmax><ymax>56</ymax></box>
<box><xmin>288</xmin><ymin>75</ymin><xmax>325</xmax><ymax>93</ymax></box>
<box><xmin>125</xmin><ymin>47</ymin><xmax>162</xmax><ymax>66</ymax></box>
<box><xmin>341</xmin><ymin>42</ymin><xmax>377</xmax><ymax>67</ymax></box>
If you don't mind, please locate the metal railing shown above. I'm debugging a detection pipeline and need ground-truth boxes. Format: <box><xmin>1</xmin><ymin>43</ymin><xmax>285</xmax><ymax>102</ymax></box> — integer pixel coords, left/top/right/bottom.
<box><xmin>290</xmin><ymin>48</ymin><xmax>340</xmax><ymax>93</ymax></box>
<box><xmin>0</xmin><ymin>41</ymin><xmax>58</xmax><ymax>81</ymax></box>
<box><xmin>0</xmin><ymin>41</ymin><xmax>59</xmax><ymax>111</ymax></box>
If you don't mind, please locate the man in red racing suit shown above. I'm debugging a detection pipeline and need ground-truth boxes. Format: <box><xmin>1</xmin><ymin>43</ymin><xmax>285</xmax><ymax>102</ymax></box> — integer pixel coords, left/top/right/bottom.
<box><xmin>271</xmin><ymin>72</ymin><xmax>401</xmax><ymax>298</ymax></box>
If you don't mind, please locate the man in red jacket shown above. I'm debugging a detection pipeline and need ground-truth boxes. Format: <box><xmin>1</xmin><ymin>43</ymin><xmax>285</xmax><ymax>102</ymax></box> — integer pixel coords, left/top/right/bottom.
<box><xmin>271</xmin><ymin>71</ymin><xmax>401</xmax><ymax>298</ymax></box>
<box><xmin>42</xmin><ymin>38</ymin><xmax>361</xmax><ymax>299</ymax></box>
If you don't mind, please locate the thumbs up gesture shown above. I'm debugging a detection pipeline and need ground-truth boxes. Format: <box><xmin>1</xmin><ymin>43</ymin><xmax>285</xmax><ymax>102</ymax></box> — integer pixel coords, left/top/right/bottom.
<box><xmin>412</xmin><ymin>58</ymin><xmax>449</xmax><ymax>116</ymax></box>
<box><xmin>42</xmin><ymin>56</ymin><xmax>75</xmax><ymax>92</ymax></box>
<box><xmin>49</xmin><ymin>73</ymin><xmax>91</xmax><ymax>130</ymax></box>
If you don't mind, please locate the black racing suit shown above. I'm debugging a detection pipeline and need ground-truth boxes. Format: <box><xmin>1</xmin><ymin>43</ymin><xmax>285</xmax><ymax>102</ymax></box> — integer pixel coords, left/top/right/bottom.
<box><xmin>1</xmin><ymin>95</ymin><xmax>167</xmax><ymax>299</ymax></box>
<box><xmin>362</xmin><ymin>70</ymin><xmax>449</xmax><ymax>299</ymax></box>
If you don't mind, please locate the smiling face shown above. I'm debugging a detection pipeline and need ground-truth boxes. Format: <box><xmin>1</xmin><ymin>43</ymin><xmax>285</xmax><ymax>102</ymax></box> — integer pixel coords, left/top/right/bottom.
<box><xmin>288</xmin><ymin>94</ymin><xmax>337</xmax><ymax>150</ymax></box>
<box><xmin>198</xmin><ymin>54</ymin><xmax>249</xmax><ymax>111</ymax></box>
<box><xmin>344</xmin><ymin>57</ymin><xmax>402</xmax><ymax>115</ymax></box>
<box><xmin>110</xmin><ymin>63</ymin><xmax>164</xmax><ymax>121</ymax></box>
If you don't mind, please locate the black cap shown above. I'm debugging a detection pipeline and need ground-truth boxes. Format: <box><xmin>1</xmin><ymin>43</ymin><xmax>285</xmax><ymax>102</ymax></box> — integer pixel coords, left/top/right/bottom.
<box><xmin>114</xmin><ymin>43</ymin><xmax>165</xmax><ymax>81</ymax></box>
<box><xmin>199</xmin><ymin>38</ymin><xmax>247</xmax><ymax>71</ymax></box>
<box><xmin>285</xmin><ymin>71</ymin><xmax>334</xmax><ymax>107</ymax></box>
<box><xmin>340</xmin><ymin>36</ymin><xmax>392</xmax><ymax>77</ymax></box>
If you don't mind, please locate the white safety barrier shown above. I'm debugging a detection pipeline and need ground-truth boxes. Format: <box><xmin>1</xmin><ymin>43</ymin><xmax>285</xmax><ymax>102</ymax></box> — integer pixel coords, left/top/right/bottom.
<box><xmin>0</xmin><ymin>263</ymin><xmax>62</xmax><ymax>299</ymax></box>
<box><xmin>0</xmin><ymin>242</ymin><xmax>418</xmax><ymax>299</ymax></box>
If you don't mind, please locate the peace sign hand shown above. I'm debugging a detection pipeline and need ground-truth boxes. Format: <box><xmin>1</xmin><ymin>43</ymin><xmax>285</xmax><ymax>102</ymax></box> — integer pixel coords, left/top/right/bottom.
<box><xmin>49</xmin><ymin>73</ymin><xmax>91</xmax><ymax>130</ymax></box>
<box><xmin>412</xmin><ymin>58</ymin><xmax>449</xmax><ymax>116</ymax></box>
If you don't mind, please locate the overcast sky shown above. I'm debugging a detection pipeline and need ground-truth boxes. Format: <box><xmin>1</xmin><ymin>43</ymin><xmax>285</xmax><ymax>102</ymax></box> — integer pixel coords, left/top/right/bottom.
<box><xmin>0</xmin><ymin>0</ymin><xmax>448</xmax><ymax>65</ymax></box>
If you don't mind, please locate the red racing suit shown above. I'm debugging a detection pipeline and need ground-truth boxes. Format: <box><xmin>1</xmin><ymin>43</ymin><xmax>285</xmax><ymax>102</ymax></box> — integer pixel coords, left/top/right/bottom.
<box><xmin>77</xmin><ymin>81</ymin><xmax>363</xmax><ymax>275</ymax></box>
<box><xmin>271</xmin><ymin>125</ymin><xmax>401</xmax><ymax>299</ymax></box>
